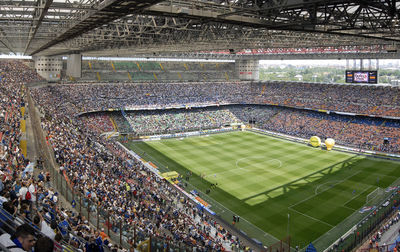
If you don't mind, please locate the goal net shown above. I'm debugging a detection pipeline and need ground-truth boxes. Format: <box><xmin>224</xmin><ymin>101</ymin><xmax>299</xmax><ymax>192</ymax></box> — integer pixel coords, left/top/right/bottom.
<box><xmin>366</xmin><ymin>187</ymin><xmax>384</xmax><ymax>204</ymax></box>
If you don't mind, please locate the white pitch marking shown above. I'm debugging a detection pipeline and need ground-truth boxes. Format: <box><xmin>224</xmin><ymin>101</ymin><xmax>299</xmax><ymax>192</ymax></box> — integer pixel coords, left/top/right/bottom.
<box><xmin>290</xmin><ymin>170</ymin><xmax>362</xmax><ymax>209</ymax></box>
<box><xmin>288</xmin><ymin>207</ymin><xmax>334</xmax><ymax>228</ymax></box>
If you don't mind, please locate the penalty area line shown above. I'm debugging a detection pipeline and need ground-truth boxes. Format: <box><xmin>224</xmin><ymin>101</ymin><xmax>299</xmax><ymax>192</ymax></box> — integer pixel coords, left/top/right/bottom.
<box><xmin>342</xmin><ymin>184</ymin><xmax>373</xmax><ymax>206</ymax></box>
<box><xmin>289</xmin><ymin>170</ymin><xmax>362</xmax><ymax>209</ymax></box>
<box><xmin>288</xmin><ymin>206</ymin><xmax>334</xmax><ymax>228</ymax></box>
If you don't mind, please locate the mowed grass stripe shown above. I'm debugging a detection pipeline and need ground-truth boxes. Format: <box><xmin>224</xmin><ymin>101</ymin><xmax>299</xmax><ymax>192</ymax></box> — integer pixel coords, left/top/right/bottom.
<box><xmin>125</xmin><ymin>131</ymin><xmax>400</xmax><ymax>249</ymax></box>
<box><xmin>292</xmin><ymin>180</ymin><xmax>371</xmax><ymax>226</ymax></box>
<box><xmin>130</xmin><ymin>131</ymin><xmax>355</xmax><ymax>235</ymax></box>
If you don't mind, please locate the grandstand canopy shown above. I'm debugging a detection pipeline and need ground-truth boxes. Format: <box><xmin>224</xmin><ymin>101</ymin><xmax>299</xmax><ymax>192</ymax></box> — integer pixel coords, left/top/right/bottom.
<box><xmin>1</xmin><ymin>0</ymin><xmax>400</xmax><ymax>58</ymax></box>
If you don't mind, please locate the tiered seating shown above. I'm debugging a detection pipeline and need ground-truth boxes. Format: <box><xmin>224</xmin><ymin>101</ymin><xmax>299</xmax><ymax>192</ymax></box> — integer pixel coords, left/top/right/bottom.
<box><xmin>81</xmin><ymin>104</ymin><xmax>400</xmax><ymax>153</ymax></box>
<box><xmin>3</xmin><ymin>60</ymin><xmax>400</xmax><ymax>251</ymax></box>
<box><xmin>80</xmin><ymin>60</ymin><xmax>237</xmax><ymax>82</ymax></box>
<box><xmin>31</xmin><ymin>66</ymin><xmax>249</xmax><ymax>251</ymax></box>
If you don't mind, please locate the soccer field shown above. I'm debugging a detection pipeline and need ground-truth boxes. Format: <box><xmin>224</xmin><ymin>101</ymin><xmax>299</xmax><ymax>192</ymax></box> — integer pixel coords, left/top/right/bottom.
<box><xmin>124</xmin><ymin>131</ymin><xmax>400</xmax><ymax>249</ymax></box>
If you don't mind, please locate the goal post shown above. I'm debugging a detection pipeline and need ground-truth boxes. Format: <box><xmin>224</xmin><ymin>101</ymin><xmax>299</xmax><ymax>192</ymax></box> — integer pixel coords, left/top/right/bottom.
<box><xmin>366</xmin><ymin>187</ymin><xmax>384</xmax><ymax>204</ymax></box>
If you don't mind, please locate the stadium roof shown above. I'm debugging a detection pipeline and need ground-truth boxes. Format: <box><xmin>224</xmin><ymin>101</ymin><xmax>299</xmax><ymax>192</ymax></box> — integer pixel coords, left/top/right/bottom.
<box><xmin>1</xmin><ymin>0</ymin><xmax>400</xmax><ymax>58</ymax></box>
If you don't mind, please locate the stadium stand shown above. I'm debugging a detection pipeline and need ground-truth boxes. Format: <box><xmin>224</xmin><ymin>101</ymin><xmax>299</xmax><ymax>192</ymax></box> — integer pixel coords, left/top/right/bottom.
<box><xmin>32</xmin><ymin>81</ymin><xmax>400</xmax><ymax>117</ymax></box>
<box><xmin>2</xmin><ymin>59</ymin><xmax>400</xmax><ymax>251</ymax></box>
<box><xmin>80</xmin><ymin>112</ymin><xmax>115</xmax><ymax>134</ymax></box>
<box><xmin>79</xmin><ymin>60</ymin><xmax>236</xmax><ymax>82</ymax></box>
<box><xmin>124</xmin><ymin>107</ymin><xmax>236</xmax><ymax>136</ymax></box>
<box><xmin>79</xmin><ymin>104</ymin><xmax>400</xmax><ymax>153</ymax></box>
<box><xmin>0</xmin><ymin>60</ymin><xmax>253</xmax><ymax>251</ymax></box>
<box><xmin>254</xmin><ymin>82</ymin><xmax>400</xmax><ymax>117</ymax></box>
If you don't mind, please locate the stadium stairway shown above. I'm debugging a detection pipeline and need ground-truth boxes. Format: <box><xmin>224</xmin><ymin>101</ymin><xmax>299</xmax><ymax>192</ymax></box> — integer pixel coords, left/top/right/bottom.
<box><xmin>24</xmin><ymin>88</ymin><xmax>78</xmax><ymax>212</ymax></box>
<box><xmin>26</xmin><ymin>105</ymin><xmax>38</xmax><ymax>164</ymax></box>
<box><xmin>260</xmin><ymin>84</ymin><xmax>266</xmax><ymax>95</ymax></box>
<box><xmin>23</xmin><ymin>88</ymin><xmax>123</xmax><ymax>250</ymax></box>
<box><xmin>24</xmin><ymin>89</ymin><xmax>261</xmax><ymax>251</ymax></box>
<box><xmin>264</xmin><ymin>111</ymin><xmax>281</xmax><ymax>125</ymax></box>
<box><xmin>109</xmin><ymin>116</ymin><xmax>118</xmax><ymax>132</ymax></box>
<box><xmin>370</xmin><ymin>106</ymin><xmax>378</xmax><ymax>114</ymax></box>
<box><xmin>356</xmin><ymin>211</ymin><xmax>400</xmax><ymax>252</ymax></box>
<box><xmin>228</xmin><ymin>111</ymin><xmax>239</xmax><ymax>124</ymax></box>
<box><xmin>380</xmin><ymin>221</ymin><xmax>400</xmax><ymax>247</ymax></box>
<box><xmin>1</xmin><ymin>89</ymin><xmax>97</xmax><ymax>250</ymax></box>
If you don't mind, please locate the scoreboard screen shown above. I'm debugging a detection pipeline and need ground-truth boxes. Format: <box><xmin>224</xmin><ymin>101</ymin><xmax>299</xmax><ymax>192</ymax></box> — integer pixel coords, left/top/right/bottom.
<box><xmin>345</xmin><ymin>70</ymin><xmax>378</xmax><ymax>84</ymax></box>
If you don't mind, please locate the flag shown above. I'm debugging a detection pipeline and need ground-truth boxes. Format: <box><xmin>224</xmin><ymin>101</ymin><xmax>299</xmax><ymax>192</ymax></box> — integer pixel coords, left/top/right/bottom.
<box><xmin>22</xmin><ymin>161</ymin><xmax>35</xmax><ymax>177</ymax></box>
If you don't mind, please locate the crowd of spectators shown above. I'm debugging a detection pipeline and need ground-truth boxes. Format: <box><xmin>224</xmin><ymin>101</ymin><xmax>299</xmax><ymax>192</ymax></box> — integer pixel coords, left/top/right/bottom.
<box><xmin>80</xmin><ymin>61</ymin><xmax>236</xmax><ymax>83</ymax></box>
<box><xmin>364</xmin><ymin>210</ymin><xmax>400</xmax><ymax>251</ymax></box>
<box><xmin>0</xmin><ymin>61</ymin><xmax>254</xmax><ymax>252</ymax></box>
<box><xmin>125</xmin><ymin>108</ymin><xmax>235</xmax><ymax>135</ymax></box>
<box><xmin>29</xmin><ymin>64</ymin><xmax>251</xmax><ymax>251</ymax></box>
<box><xmin>82</xmin><ymin>61</ymin><xmax>235</xmax><ymax>72</ymax></box>
<box><xmin>79</xmin><ymin>104</ymin><xmax>400</xmax><ymax>154</ymax></box>
<box><xmin>3</xmin><ymin>60</ymin><xmax>400</xmax><ymax>251</ymax></box>
<box><xmin>112</xmin><ymin>113</ymin><xmax>132</xmax><ymax>133</ymax></box>
<box><xmin>79</xmin><ymin>112</ymin><xmax>115</xmax><ymax>134</ymax></box>
<box><xmin>32</xmin><ymin>81</ymin><xmax>400</xmax><ymax>117</ymax></box>
<box><xmin>254</xmin><ymin>81</ymin><xmax>400</xmax><ymax>117</ymax></box>
<box><xmin>0</xmin><ymin>61</ymin><xmax>104</xmax><ymax>251</ymax></box>
<box><xmin>30</xmin><ymin>82</ymin><xmax>256</xmax><ymax>113</ymax></box>
<box><xmin>258</xmin><ymin>107</ymin><xmax>400</xmax><ymax>153</ymax></box>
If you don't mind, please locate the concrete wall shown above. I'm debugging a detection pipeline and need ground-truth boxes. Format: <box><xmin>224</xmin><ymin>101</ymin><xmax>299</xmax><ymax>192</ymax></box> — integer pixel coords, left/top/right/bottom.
<box><xmin>235</xmin><ymin>60</ymin><xmax>259</xmax><ymax>81</ymax></box>
<box><xmin>34</xmin><ymin>56</ymin><xmax>62</xmax><ymax>81</ymax></box>
<box><xmin>66</xmin><ymin>54</ymin><xmax>82</xmax><ymax>78</ymax></box>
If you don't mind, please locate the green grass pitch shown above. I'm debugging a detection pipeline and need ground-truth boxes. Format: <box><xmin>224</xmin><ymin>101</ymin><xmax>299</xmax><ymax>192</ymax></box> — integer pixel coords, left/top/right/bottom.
<box><xmin>123</xmin><ymin>131</ymin><xmax>400</xmax><ymax>249</ymax></box>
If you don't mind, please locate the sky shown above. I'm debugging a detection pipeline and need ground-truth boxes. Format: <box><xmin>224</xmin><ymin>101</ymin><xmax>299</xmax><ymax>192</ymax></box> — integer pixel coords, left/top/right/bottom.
<box><xmin>0</xmin><ymin>55</ymin><xmax>32</xmax><ymax>59</ymax></box>
<box><xmin>260</xmin><ymin>59</ymin><xmax>400</xmax><ymax>68</ymax></box>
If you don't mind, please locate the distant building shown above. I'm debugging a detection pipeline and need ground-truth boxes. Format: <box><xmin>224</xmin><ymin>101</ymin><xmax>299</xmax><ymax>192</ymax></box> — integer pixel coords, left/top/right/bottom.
<box><xmin>294</xmin><ymin>74</ymin><xmax>303</xmax><ymax>81</ymax></box>
<box><xmin>390</xmin><ymin>80</ymin><xmax>400</xmax><ymax>86</ymax></box>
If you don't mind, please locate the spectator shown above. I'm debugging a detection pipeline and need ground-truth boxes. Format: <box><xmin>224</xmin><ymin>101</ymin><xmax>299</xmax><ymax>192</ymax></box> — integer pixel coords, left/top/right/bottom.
<box><xmin>6</xmin><ymin>59</ymin><xmax>400</xmax><ymax>251</ymax></box>
<box><xmin>0</xmin><ymin>223</ymin><xmax>36</xmax><ymax>251</ymax></box>
<box><xmin>37</xmin><ymin>211</ymin><xmax>55</xmax><ymax>240</ymax></box>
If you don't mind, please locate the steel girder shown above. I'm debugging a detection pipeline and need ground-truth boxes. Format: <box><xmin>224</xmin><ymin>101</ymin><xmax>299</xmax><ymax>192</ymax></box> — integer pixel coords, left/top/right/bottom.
<box><xmin>0</xmin><ymin>0</ymin><xmax>400</xmax><ymax>57</ymax></box>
